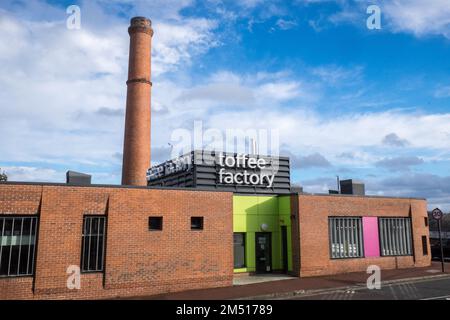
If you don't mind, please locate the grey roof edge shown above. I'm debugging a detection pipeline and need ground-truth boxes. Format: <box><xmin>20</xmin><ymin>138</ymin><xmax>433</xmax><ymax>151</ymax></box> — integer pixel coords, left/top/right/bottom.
<box><xmin>294</xmin><ymin>191</ymin><xmax>426</xmax><ymax>201</ymax></box>
<box><xmin>0</xmin><ymin>181</ymin><xmax>232</xmax><ymax>193</ymax></box>
<box><xmin>1</xmin><ymin>181</ymin><xmax>426</xmax><ymax>200</ymax></box>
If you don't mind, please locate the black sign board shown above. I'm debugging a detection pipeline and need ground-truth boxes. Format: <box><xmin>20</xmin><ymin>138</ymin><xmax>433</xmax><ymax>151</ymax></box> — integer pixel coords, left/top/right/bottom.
<box><xmin>147</xmin><ymin>150</ymin><xmax>291</xmax><ymax>194</ymax></box>
<box><xmin>432</xmin><ymin>208</ymin><xmax>443</xmax><ymax>220</ymax></box>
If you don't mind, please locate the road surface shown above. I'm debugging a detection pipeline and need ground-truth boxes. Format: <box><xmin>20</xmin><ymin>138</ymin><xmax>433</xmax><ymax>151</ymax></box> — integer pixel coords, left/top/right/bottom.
<box><xmin>292</xmin><ymin>276</ymin><xmax>450</xmax><ymax>300</ymax></box>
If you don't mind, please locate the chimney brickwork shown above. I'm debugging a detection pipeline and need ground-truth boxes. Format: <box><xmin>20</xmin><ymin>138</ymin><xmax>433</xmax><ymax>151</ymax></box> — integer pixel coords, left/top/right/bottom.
<box><xmin>121</xmin><ymin>17</ymin><xmax>153</xmax><ymax>186</ymax></box>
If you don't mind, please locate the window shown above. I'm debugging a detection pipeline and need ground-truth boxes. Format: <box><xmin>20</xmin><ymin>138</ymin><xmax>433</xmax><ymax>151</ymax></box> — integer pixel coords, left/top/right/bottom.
<box><xmin>379</xmin><ymin>218</ymin><xmax>412</xmax><ymax>256</ymax></box>
<box><xmin>329</xmin><ymin>217</ymin><xmax>363</xmax><ymax>259</ymax></box>
<box><xmin>233</xmin><ymin>233</ymin><xmax>246</xmax><ymax>268</ymax></box>
<box><xmin>422</xmin><ymin>236</ymin><xmax>428</xmax><ymax>255</ymax></box>
<box><xmin>424</xmin><ymin>217</ymin><xmax>428</xmax><ymax>227</ymax></box>
<box><xmin>149</xmin><ymin>217</ymin><xmax>163</xmax><ymax>231</ymax></box>
<box><xmin>191</xmin><ymin>217</ymin><xmax>203</xmax><ymax>230</ymax></box>
<box><xmin>0</xmin><ymin>216</ymin><xmax>38</xmax><ymax>277</ymax></box>
<box><xmin>81</xmin><ymin>216</ymin><xmax>106</xmax><ymax>272</ymax></box>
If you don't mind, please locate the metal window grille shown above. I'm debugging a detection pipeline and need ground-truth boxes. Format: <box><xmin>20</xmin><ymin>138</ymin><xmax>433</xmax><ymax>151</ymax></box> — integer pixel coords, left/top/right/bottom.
<box><xmin>0</xmin><ymin>216</ymin><xmax>38</xmax><ymax>277</ymax></box>
<box><xmin>329</xmin><ymin>217</ymin><xmax>363</xmax><ymax>259</ymax></box>
<box><xmin>379</xmin><ymin>218</ymin><xmax>412</xmax><ymax>256</ymax></box>
<box><xmin>81</xmin><ymin>216</ymin><xmax>106</xmax><ymax>272</ymax></box>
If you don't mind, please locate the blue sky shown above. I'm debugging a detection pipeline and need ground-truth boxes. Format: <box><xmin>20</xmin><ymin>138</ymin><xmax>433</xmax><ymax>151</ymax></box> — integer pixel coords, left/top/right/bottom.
<box><xmin>0</xmin><ymin>0</ymin><xmax>449</xmax><ymax>210</ymax></box>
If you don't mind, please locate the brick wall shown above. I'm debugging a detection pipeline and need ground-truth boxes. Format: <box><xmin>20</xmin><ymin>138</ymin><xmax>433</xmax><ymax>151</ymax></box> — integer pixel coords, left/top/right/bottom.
<box><xmin>292</xmin><ymin>194</ymin><xmax>431</xmax><ymax>277</ymax></box>
<box><xmin>0</xmin><ymin>184</ymin><xmax>233</xmax><ymax>299</ymax></box>
<box><xmin>0</xmin><ymin>183</ymin><xmax>433</xmax><ymax>299</ymax></box>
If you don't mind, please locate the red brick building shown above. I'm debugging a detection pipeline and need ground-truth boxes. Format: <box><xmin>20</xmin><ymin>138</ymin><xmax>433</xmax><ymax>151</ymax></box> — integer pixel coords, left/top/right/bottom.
<box><xmin>0</xmin><ymin>182</ymin><xmax>430</xmax><ymax>299</ymax></box>
<box><xmin>292</xmin><ymin>194</ymin><xmax>430</xmax><ymax>277</ymax></box>
<box><xmin>0</xmin><ymin>183</ymin><xmax>233</xmax><ymax>299</ymax></box>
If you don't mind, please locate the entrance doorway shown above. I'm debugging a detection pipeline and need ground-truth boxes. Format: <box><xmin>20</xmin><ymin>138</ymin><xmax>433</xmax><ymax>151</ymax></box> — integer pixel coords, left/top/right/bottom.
<box><xmin>255</xmin><ymin>232</ymin><xmax>272</xmax><ymax>273</ymax></box>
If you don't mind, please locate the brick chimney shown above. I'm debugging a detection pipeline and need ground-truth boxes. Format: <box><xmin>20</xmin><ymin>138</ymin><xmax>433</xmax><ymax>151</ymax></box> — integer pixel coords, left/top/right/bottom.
<box><xmin>121</xmin><ymin>17</ymin><xmax>153</xmax><ymax>186</ymax></box>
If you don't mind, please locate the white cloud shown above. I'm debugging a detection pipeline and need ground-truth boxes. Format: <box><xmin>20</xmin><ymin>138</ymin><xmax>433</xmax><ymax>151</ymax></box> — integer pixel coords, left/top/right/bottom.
<box><xmin>152</xmin><ymin>18</ymin><xmax>219</xmax><ymax>75</ymax></box>
<box><xmin>204</xmin><ymin>108</ymin><xmax>450</xmax><ymax>160</ymax></box>
<box><xmin>275</xmin><ymin>19</ymin><xmax>298</xmax><ymax>30</ymax></box>
<box><xmin>383</xmin><ymin>0</ymin><xmax>450</xmax><ymax>39</ymax></box>
<box><xmin>0</xmin><ymin>0</ymin><xmax>220</xmax><ymax>176</ymax></box>
<box><xmin>255</xmin><ymin>81</ymin><xmax>303</xmax><ymax>101</ymax></box>
<box><xmin>1</xmin><ymin>166</ymin><xmax>61</xmax><ymax>182</ymax></box>
<box><xmin>304</xmin><ymin>0</ymin><xmax>450</xmax><ymax>39</ymax></box>
<box><xmin>310</xmin><ymin>65</ymin><xmax>364</xmax><ymax>85</ymax></box>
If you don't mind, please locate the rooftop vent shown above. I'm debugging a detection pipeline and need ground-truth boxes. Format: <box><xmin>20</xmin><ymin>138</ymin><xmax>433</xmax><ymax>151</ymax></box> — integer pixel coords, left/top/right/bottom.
<box><xmin>339</xmin><ymin>179</ymin><xmax>365</xmax><ymax>196</ymax></box>
<box><xmin>66</xmin><ymin>171</ymin><xmax>91</xmax><ymax>185</ymax></box>
<box><xmin>291</xmin><ymin>185</ymin><xmax>303</xmax><ymax>193</ymax></box>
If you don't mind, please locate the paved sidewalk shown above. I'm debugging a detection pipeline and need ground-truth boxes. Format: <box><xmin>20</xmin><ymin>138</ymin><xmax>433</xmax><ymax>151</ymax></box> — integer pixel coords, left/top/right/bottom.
<box><xmin>130</xmin><ymin>262</ymin><xmax>450</xmax><ymax>300</ymax></box>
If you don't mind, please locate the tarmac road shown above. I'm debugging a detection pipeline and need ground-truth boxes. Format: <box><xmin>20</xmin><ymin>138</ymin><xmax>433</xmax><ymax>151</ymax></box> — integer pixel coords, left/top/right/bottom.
<box><xmin>292</xmin><ymin>276</ymin><xmax>450</xmax><ymax>300</ymax></box>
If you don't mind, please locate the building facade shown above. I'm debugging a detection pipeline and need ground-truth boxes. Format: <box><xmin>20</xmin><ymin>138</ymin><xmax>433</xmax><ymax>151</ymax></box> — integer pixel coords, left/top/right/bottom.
<box><xmin>0</xmin><ymin>181</ymin><xmax>430</xmax><ymax>299</ymax></box>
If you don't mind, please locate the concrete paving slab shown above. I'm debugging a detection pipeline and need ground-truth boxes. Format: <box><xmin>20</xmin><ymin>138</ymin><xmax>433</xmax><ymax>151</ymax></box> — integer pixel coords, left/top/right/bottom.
<box><xmin>233</xmin><ymin>274</ymin><xmax>297</xmax><ymax>286</ymax></box>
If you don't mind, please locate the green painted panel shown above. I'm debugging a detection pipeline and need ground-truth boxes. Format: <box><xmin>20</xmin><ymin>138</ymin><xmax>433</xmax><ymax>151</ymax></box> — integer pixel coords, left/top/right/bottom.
<box><xmin>233</xmin><ymin>196</ymin><xmax>258</xmax><ymax>215</ymax></box>
<box><xmin>233</xmin><ymin>214</ymin><xmax>246</xmax><ymax>232</ymax></box>
<box><xmin>271</xmin><ymin>231</ymin><xmax>281</xmax><ymax>270</ymax></box>
<box><xmin>257</xmin><ymin>196</ymin><xmax>278</xmax><ymax>215</ymax></box>
<box><xmin>245</xmin><ymin>232</ymin><xmax>256</xmax><ymax>270</ymax></box>
<box><xmin>278</xmin><ymin>196</ymin><xmax>291</xmax><ymax>215</ymax></box>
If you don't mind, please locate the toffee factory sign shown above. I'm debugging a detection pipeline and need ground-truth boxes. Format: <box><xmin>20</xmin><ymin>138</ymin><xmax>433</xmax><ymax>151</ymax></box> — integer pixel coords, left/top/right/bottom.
<box><xmin>147</xmin><ymin>152</ymin><xmax>277</xmax><ymax>188</ymax></box>
<box><xmin>217</xmin><ymin>153</ymin><xmax>275</xmax><ymax>188</ymax></box>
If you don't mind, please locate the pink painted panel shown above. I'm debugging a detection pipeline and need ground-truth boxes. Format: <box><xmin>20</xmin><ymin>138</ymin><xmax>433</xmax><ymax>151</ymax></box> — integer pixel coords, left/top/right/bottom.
<box><xmin>362</xmin><ymin>217</ymin><xmax>380</xmax><ymax>257</ymax></box>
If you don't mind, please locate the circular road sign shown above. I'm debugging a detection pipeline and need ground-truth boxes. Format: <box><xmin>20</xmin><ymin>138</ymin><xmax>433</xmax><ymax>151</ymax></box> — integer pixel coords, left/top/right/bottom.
<box><xmin>431</xmin><ymin>208</ymin><xmax>443</xmax><ymax>220</ymax></box>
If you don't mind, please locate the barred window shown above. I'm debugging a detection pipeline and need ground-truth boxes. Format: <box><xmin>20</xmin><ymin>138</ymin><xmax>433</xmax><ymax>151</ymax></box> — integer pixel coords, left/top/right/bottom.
<box><xmin>0</xmin><ymin>216</ymin><xmax>38</xmax><ymax>277</ymax></box>
<box><xmin>379</xmin><ymin>218</ymin><xmax>412</xmax><ymax>256</ymax></box>
<box><xmin>81</xmin><ymin>216</ymin><xmax>106</xmax><ymax>272</ymax></box>
<box><xmin>329</xmin><ymin>217</ymin><xmax>363</xmax><ymax>259</ymax></box>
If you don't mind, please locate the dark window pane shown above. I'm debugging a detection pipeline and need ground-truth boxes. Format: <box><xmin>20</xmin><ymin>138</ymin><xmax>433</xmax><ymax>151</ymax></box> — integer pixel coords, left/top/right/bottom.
<box><xmin>149</xmin><ymin>217</ymin><xmax>163</xmax><ymax>231</ymax></box>
<box><xmin>13</xmin><ymin>219</ymin><xmax>22</xmax><ymax>236</ymax></box>
<box><xmin>99</xmin><ymin>219</ymin><xmax>105</xmax><ymax>235</ymax></box>
<box><xmin>191</xmin><ymin>217</ymin><xmax>203</xmax><ymax>230</ymax></box>
<box><xmin>84</xmin><ymin>217</ymin><xmax>90</xmax><ymax>235</ymax></box>
<box><xmin>81</xmin><ymin>216</ymin><xmax>106</xmax><ymax>272</ymax></box>
<box><xmin>422</xmin><ymin>236</ymin><xmax>428</xmax><ymax>255</ymax></box>
<box><xmin>0</xmin><ymin>246</ymin><xmax>10</xmax><ymax>276</ymax></box>
<box><xmin>27</xmin><ymin>244</ymin><xmax>35</xmax><ymax>275</ymax></box>
<box><xmin>19</xmin><ymin>246</ymin><xmax>29</xmax><ymax>274</ymax></box>
<box><xmin>22</xmin><ymin>218</ymin><xmax>31</xmax><ymax>236</ymax></box>
<box><xmin>4</xmin><ymin>219</ymin><xmax>12</xmax><ymax>236</ymax></box>
<box><xmin>233</xmin><ymin>233</ymin><xmax>245</xmax><ymax>268</ymax></box>
<box><xmin>92</xmin><ymin>218</ymin><xmax>100</xmax><ymax>235</ymax></box>
<box><xmin>9</xmin><ymin>245</ymin><xmax>20</xmax><ymax>275</ymax></box>
<box><xmin>97</xmin><ymin>240</ymin><xmax>104</xmax><ymax>270</ymax></box>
